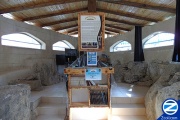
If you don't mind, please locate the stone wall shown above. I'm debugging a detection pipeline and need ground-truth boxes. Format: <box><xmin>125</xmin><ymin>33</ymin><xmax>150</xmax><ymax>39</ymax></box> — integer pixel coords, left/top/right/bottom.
<box><xmin>145</xmin><ymin>63</ymin><xmax>180</xmax><ymax>120</ymax></box>
<box><xmin>104</xmin><ymin>17</ymin><xmax>175</xmax><ymax>64</ymax></box>
<box><xmin>114</xmin><ymin>61</ymin><xmax>180</xmax><ymax>120</ymax></box>
<box><xmin>0</xmin><ymin>16</ymin><xmax>77</xmax><ymax>85</ymax></box>
<box><xmin>0</xmin><ymin>84</ymin><xmax>31</xmax><ymax>120</ymax></box>
<box><xmin>114</xmin><ymin>61</ymin><xmax>159</xmax><ymax>86</ymax></box>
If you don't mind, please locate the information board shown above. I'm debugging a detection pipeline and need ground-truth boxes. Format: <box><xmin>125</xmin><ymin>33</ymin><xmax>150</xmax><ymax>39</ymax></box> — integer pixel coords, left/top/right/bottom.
<box><xmin>85</xmin><ymin>68</ymin><xmax>102</xmax><ymax>81</ymax></box>
<box><xmin>87</xmin><ymin>52</ymin><xmax>97</xmax><ymax>66</ymax></box>
<box><xmin>78</xmin><ymin>12</ymin><xmax>105</xmax><ymax>51</ymax></box>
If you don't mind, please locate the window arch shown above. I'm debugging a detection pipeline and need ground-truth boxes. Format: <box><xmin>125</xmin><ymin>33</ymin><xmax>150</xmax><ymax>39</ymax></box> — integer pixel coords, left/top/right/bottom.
<box><xmin>110</xmin><ymin>40</ymin><xmax>132</xmax><ymax>52</ymax></box>
<box><xmin>53</xmin><ymin>40</ymin><xmax>75</xmax><ymax>51</ymax></box>
<box><xmin>143</xmin><ymin>32</ymin><xmax>174</xmax><ymax>49</ymax></box>
<box><xmin>1</xmin><ymin>32</ymin><xmax>46</xmax><ymax>49</ymax></box>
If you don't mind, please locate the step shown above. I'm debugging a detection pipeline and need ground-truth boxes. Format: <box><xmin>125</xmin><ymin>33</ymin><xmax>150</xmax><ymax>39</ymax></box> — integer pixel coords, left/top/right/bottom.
<box><xmin>70</xmin><ymin>107</ymin><xmax>109</xmax><ymax>120</ymax></box>
<box><xmin>37</xmin><ymin>102</ymin><xmax>66</xmax><ymax>115</ymax></box>
<box><xmin>111</xmin><ymin>97</ymin><xmax>144</xmax><ymax>104</ymax></box>
<box><xmin>111</xmin><ymin>103</ymin><xmax>146</xmax><ymax>116</ymax></box>
<box><xmin>36</xmin><ymin>114</ymin><xmax>65</xmax><ymax>120</ymax></box>
<box><xmin>111</xmin><ymin>115</ymin><xmax>148</xmax><ymax>120</ymax></box>
<box><xmin>41</xmin><ymin>97</ymin><xmax>67</xmax><ymax>104</ymax></box>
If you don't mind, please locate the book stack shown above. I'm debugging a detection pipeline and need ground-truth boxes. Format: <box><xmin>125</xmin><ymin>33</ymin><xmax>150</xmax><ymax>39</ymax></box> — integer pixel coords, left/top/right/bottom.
<box><xmin>90</xmin><ymin>89</ymin><xmax>108</xmax><ymax>105</ymax></box>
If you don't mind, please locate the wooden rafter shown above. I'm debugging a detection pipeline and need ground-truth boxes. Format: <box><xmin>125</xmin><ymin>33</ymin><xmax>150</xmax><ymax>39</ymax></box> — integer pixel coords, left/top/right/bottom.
<box><xmin>55</xmin><ymin>24</ymin><xmax>78</xmax><ymax>31</ymax></box>
<box><xmin>69</xmin><ymin>31</ymin><xmax>78</xmax><ymax>35</ymax></box>
<box><xmin>88</xmin><ymin>0</ymin><xmax>97</xmax><ymax>12</ymax></box>
<box><xmin>0</xmin><ymin>0</ymin><xmax>84</xmax><ymax>14</ymax></box>
<box><xmin>97</xmin><ymin>8</ymin><xmax>159</xmax><ymax>22</ymax></box>
<box><xmin>67</xmin><ymin>28</ymin><xmax>78</xmax><ymax>33</ymax></box>
<box><xmin>105</xmin><ymin>24</ymin><xmax>131</xmax><ymax>31</ymax></box>
<box><xmin>22</xmin><ymin>7</ymin><xmax>87</xmax><ymax>21</ymax></box>
<box><xmin>106</xmin><ymin>17</ymin><xmax>143</xmax><ymax>26</ymax></box>
<box><xmin>105</xmin><ymin>31</ymin><xmax>117</xmax><ymax>35</ymax></box>
<box><xmin>105</xmin><ymin>28</ymin><xmax>121</xmax><ymax>34</ymax></box>
<box><xmin>41</xmin><ymin>18</ymin><xmax>77</xmax><ymax>27</ymax></box>
<box><xmin>99</xmin><ymin>0</ymin><xmax>176</xmax><ymax>13</ymax></box>
<box><xmin>105</xmin><ymin>30</ymin><xmax>119</xmax><ymax>34</ymax></box>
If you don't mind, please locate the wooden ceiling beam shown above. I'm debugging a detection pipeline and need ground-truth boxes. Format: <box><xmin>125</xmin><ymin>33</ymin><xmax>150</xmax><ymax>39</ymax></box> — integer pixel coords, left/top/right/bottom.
<box><xmin>105</xmin><ymin>31</ymin><xmax>117</xmax><ymax>35</ymax></box>
<box><xmin>22</xmin><ymin>7</ymin><xmax>87</xmax><ymax>21</ymax></box>
<box><xmin>106</xmin><ymin>17</ymin><xmax>143</xmax><ymax>26</ymax></box>
<box><xmin>88</xmin><ymin>0</ymin><xmax>97</xmax><ymax>12</ymax></box>
<box><xmin>41</xmin><ymin>18</ymin><xmax>77</xmax><ymax>27</ymax></box>
<box><xmin>105</xmin><ymin>24</ymin><xmax>131</xmax><ymax>31</ymax></box>
<box><xmin>99</xmin><ymin>0</ymin><xmax>175</xmax><ymax>14</ymax></box>
<box><xmin>105</xmin><ymin>30</ymin><xmax>119</xmax><ymax>34</ymax></box>
<box><xmin>97</xmin><ymin>8</ymin><xmax>159</xmax><ymax>22</ymax></box>
<box><xmin>69</xmin><ymin>31</ymin><xmax>78</xmax><ymax>35</ymax></box>
<box><xmin>67</xmin><ymin>28</ymin><xmax>78</xmax><ymax>33</ymax></box>
<box><xmin>105</xmin><ymin>28</ymin><xmax>121</xmax><ymax>34</ymax></box>
<box><xmin>0</xmin><ymin>0</ymin><xmax>85</xmax><ymax>14</ymax></box>
<box><xmin>55</xmin><ymin>24</ymin><xmax>78</xmax><ymax>31</ymax></box>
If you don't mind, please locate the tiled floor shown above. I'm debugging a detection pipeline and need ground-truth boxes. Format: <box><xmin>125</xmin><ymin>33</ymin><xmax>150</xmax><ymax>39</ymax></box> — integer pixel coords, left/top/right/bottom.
<box><xmin>111</xmin><ymin>82</ymin><xmax>149</xmax><ymax>97</ymax></box>
<box><xmin>30</xmin><ymin>82</ymin><xmax>67</xmax><ymax>102</ymax></box>
<box><xmin>30</xmin><ymin>78</ymin><xmax>150</xmax><ymax>120</ymax></box>
<box><xmin>30</xmin><ymin>80</ymin><xmax>149</xmax><ymax>102</ymax></box>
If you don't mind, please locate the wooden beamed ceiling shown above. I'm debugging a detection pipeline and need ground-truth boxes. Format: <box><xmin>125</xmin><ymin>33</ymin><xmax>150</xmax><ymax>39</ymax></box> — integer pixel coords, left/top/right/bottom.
<box><xmin>40</xmin><ymin>18</ymin><xmax>77</xmax><ymax>27</ymax></box>
<box><xmin>0</xmin><ymin>0</ymin><xmax>176</xmax><ymax>36</ymax></box>
<box><xmin>0</xmin><ymin>0</ymin><xmax>84</xmax><ymax>14</ymax></box>
<box><xmin>88</xmin><ymin>0</ymin><xmax>97</xmax><ymax>12</ymax></box>
<box><xmin>22</xmin><ymin>7</ymin><xmax>87</xmax><ymax>21</ymax></box>
<box><xmin>105</xmin><ymin>31</ymin><xmax>117</xmax><ymax>35</ymax></box>
<box><xmin>67</xmin><ymin>28</ymin><xmax>78</xmax><ymax>34</ymax></box>
<box><xmin>0</xmin><ymin>0</ymin><xmax>175</xmax><ymax>14</ymax></box>
<box><xmin>69</xmin><ymin>31</ymin><xmax>78</xmax><ymax>35</ymax></box>
<box><xmin>105</xmin><ymin>27</ymin><xmax>122</xmax><ymax>34</ymax></box>
<box><xmin>106</xmin><ymin>17</ymin><xmax>143</xmax><ymax>26</ymax></box>
<box><xmin>54</xmin><ymin>23</ymin><xmax>131</xmax><ymax>32</ymax></box>
<box><xmin>105</xmin><ymin>24</ymin><xmax>131</xmax><ymax>31</ymax></box>
<box><xmin>97</xmin><ymin>8</ymin><xmax>159</xmax><ymax>22</ymax></box>
<box><xmin>22</xmin><ymin>7</ymin><xmax>160</xmax><ymax>22</ymax></box>
<box><xmin>55</xmin><ymin>24</ymin><xmax>78</xmax><ymax>31</ymax></box>
<box><xmin>99</xmin><ymin>0</ymin><xmax>176</xmax><ymax>13</ymax></box>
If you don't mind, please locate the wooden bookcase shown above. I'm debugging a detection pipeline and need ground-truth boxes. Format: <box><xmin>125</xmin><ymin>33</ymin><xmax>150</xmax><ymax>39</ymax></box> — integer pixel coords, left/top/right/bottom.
<box><xmin>64</xmin><ymin>67</ymin><xmax>114</xmax><ymax>109</ymax></box>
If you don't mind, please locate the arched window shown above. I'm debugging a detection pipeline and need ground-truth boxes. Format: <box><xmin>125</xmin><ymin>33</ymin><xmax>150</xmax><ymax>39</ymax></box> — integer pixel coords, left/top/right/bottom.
<box><xmin>53</xmin><ymin>40</ymin><xmax>75</xmax><ymax>51</ymax></box>
<box><xmin>143</xmin><ymin>32</ymin><xmax>174</xmax><ymax>49</ymax></box>
<box><xmin>110</xmin><ymin>40</ymin><xmax>131</xmax><ymax>52</ymax></box>
<box><xmin>1</xmin><ymin>32</ymin><xmax>45</xmax><ymax>49</ymax></box>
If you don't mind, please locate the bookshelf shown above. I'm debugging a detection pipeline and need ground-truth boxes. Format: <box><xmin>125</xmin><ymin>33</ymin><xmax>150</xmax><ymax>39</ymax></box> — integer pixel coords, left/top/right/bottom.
<box><xmin>64</xmin><ymin>67</ymin><xmax>114</xmax><ymax>108</ymax></box>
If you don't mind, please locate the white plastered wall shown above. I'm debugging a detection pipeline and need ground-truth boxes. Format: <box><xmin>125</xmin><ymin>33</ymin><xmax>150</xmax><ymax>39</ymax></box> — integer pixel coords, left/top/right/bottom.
<box><xmin>104</xmin><ymin>17</ymin><xmax>176</xmax><ymax>65</ymax></box>
<box><xmin>0</xmin><ymin>16</ymin><xmax>78</xmax><ymax>85</ymax></box>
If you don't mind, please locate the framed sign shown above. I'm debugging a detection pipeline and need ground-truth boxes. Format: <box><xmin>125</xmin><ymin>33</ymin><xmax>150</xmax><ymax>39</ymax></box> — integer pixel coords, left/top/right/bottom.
<box><xmin>78</xmin><ymin>12</ymin><xmax>105</xmax><ymax>51</ymax></box>
<box><xmin>85</xmin><ymin>68</ymin><xmax>102</xmax><ymax>81</ymax></box>
<box><xmin>87</xmin><ymin>52</ymin><xmax>97</xmax><ymax>66</ymax></box>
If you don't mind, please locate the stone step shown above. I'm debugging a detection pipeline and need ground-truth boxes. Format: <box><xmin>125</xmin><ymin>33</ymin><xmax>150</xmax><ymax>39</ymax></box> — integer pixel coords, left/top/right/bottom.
<box><xmin>36</xmin><ymin>114</ymin><xmax>65</xmax><ymax>120</ymax></box>
<box><xmin>111</xmin><ymin>103</ymin><xmax>146</xmax><ymax>116</ymax></box>
<box><xmin>111</xmin><ymin>115</ymin><xmax>148</xmax><ymax>120</ymax></box>
<box><xmin>111</xmin><ymin>97</ymin><xmax>144</xmax><ymax>104</ymax></box>
<box><xmin>40</xmin><ymin>97</ymin><xmax>67</xmax><ymax>104</ymax></box>
<box><xmin>37</xmin><ymin>102</ymin><xmax>66</xmax><ymax>115</ymax></box>
<box><xmin>70</xmin><ymin>107</ymin><xmax>110</xmax><ymax>120</ymax></box>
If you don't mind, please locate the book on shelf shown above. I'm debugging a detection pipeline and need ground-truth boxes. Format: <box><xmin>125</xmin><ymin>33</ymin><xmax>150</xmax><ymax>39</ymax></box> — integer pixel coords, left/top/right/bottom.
<box><xmin>90</xmin><ymin>89</ymin><xmax>108</xmax><ymax>105</ymax></box>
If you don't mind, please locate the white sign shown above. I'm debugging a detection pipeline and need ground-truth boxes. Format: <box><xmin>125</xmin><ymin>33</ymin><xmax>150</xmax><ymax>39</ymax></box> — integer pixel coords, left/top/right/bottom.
<box><xmin>85</xmin><ymin>68</ymin><xmax>102</xmax><ymax>81</ymax></box>
<box><xmin>80</xmin><ymin>15</ymin><xmax>102</xmax><ymax>49</ymax></box>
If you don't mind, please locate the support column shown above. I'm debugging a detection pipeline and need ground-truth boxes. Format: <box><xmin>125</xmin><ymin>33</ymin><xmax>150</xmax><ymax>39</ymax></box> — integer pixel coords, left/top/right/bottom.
<box><xmin>172</xmin><ymin>0</ymin><xmax>180</xmax><ymax>62</ymax></box>
<box><xmin>134</xmin><ymin>26</ymin><xmax>145</xmax><ymax>62</ymax></box>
